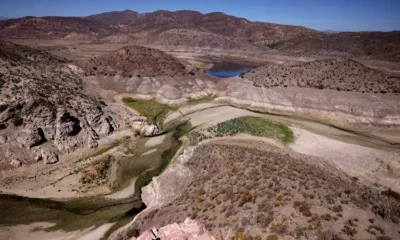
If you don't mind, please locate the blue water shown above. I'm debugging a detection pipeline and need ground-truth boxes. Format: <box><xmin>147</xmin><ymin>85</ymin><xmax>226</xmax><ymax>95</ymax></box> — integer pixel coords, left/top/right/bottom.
<box><xmin>206</xmin><ymin>60</ymin><xmax>257</xmax><ymax>78</ymax></box>
<box><xmin>206</xmin><ymin>68</ymin><xmax>253</xmax><ymax>78</ymax></box>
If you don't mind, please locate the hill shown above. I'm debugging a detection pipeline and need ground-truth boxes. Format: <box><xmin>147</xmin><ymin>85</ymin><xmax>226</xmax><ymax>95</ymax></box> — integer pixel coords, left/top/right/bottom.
<box><xmin>0</xmin><ymin>10</ymin><xmax>314</xmax><ymax>48</ymax></box>
<box><xmin>243</xmin><ymin>58</ymin><xmax>400</xmax><ymax>94</ymax></box>
<box><xmin>272</xmin><ymin>31</ymin><xmax>400</xmax><ymax>62</ymax></box>
<box><xmin>0</xmin><ymin>9</ymin><xmax>399</xmax><ymax>60</ymax></box>
<box><xmin>0</xmin><ymin>40</ymin><xmax>132</xmax><ymax>169</ymax></box>
<box><xmin>0</xmin><ymin>16</ymin><xmax>118</xmax><ymax>40</ymax></box>
<box><xmin>82</xmin><ymin>45</ymin><xmax>188</xmax><ymax>77</ymax></box>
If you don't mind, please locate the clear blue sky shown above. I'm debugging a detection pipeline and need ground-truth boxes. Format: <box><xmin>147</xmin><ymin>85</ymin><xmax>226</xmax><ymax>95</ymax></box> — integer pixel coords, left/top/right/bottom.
<box><xmin>1</xmin><ymin>0</ymin><xmax>399</xmax><ymax>31</ymax></box>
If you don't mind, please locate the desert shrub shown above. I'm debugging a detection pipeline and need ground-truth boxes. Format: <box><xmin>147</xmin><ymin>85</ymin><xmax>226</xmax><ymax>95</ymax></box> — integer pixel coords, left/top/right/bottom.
<box><xmin>332</xmin><ymin>205</ymin><xmax>343</xmax><ymax>213</ymax></box>
<box><xmin>266</xmin><ymin>234</ymin><xmax>278</xmax><ymax>240</ymax></box>
<box><xmin>256</xmin><ymin>213</ymin><xmax>274</xmax><ymax>228</ymax></box>
<box><xmin>0</xmin><ymin>104</ymin><xmax>8</xmax><ymax>113</ymax></box>
<box><xmin>342</xmin><ymin>225</ymin><xmax>357</xmax><ymax>236</ymax></box>
<box><xmin>188</xmin><ymin>116</ymin><xmax>294</xmax><ymax>145</ymax></box>
<box><xmin>12</xmin><ymin>116</ymin><xmax>23</xmax><ymax>127</ymax></box>
<box><xmin>296</xmin><ymin>201</ymin><xmax>312</xmax><ymax>217</ymax></box>
<box><xmin>270</xmin><ymin>222</ymin><xmax>288</xmax><ymax>234</ymax></box>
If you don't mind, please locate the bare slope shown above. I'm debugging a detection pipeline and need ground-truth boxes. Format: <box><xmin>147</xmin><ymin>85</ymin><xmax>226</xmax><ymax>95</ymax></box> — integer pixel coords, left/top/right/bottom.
<box><xmin>272</xmin><ymin>31</ymin><xmax>400</xmax><ymax>62</ymax></box>
<box><xmin>125</xmin><ymin>142</ymin><xmax>400</xmax><ymax>240</ymax></box>
<box><xmin>0</xmin><ymin>41</ymin><xmax>131</xmax><ymax>169</ymax></box>
<box><xmin>243</xmin><ymin>59</ymin><xmax>400</xmax><ymax>94</ymax></box>
<box><xmin>0</xmin><ymin>16</ymin><xmax>118</xmax><ymax>40</ymax></box>
<box><xmin>82</xmin><ymin>45</ymin><xmax>188</xmax><ymax>77</ymax></box>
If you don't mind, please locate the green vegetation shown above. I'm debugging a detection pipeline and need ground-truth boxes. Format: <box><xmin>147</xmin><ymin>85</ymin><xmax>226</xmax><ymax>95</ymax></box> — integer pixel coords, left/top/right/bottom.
<box><xmin>186</xmin><ymin>94</ymin><xmax>218</xmax><ymax>105</ymax></box>
<box><xmin>122</xmin><ymin>97</ymin><xmax>177</xmax><ymax>125</ymax></box>
<box><xmin>188</xmin><ymin>116</ymin><xmax>294</xmax><ymax>145</ymax></box>
<box><xmin>123</xmin><ymin>147</ymin><xmax>135</xmax><ymax>156</ymax></box>
<box><xmin>135</xmin><ymin>140</ymin><xmax>183</xmax><ymax>189</ymax></box>
<box><xmin>0</xmin><ymin>194</ymin><xmax>142</xmax><ymax>232</ymax></box>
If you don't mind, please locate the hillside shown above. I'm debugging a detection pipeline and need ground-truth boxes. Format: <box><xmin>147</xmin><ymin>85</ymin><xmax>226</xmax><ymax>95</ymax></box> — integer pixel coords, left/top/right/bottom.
<box><xmin>0</xmin><ymin>41</ymin><xmax>132</xmax><ymax>170</ymax></box>
<box><xmin>0</xmin><ymin>16</ymin><xmax>118</xmax><ymax>40</ymax></box>
<box><xmin>243</xmin><ymin>58</ymin><xmax>400</xmax><ymax>94</ymax></box>
<box><xmin>121</xmin><ymin>141</ymin><xmax>400</xmax><ymax>240</ymax></box>
<box><xmin>0</xmin><ymin>10</ymin><xmax>314</xmax><ymax>48</ymax></box>
<box><xmin>1</xmin><ymin>10</ymin><xmax>399</xmax><ymax>61</ymax></box>
<box><xmin>272</xmin><ymin>31</ymin><xmax>400</xmax><ymax>62</ymax></box>
<box><xmin>82</xmin><ymin>45</ymin><xmax>188</xmax><ymax>77</ymax></box>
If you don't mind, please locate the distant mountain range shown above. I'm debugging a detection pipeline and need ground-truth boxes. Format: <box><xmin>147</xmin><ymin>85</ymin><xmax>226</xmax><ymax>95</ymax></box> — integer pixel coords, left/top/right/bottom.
<box><xmin>0</xmin><ymin>9</ymin><xmax>398</xmax><ymax>61</ymax></box>
<box><xmin>0</xmin><ymin>17</ymin><xmax>9</xmax><ymax>21</ymax></box>
<box><xmin>323</xmin><ymin>30</ymin><xmax>342</xmax><ymax>34</ymax></box>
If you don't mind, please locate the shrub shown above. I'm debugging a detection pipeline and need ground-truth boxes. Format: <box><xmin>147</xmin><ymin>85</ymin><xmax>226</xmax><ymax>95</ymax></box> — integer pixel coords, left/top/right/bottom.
<box><xmin>12</xmin><ymin>116</ymin><xmax>23</xmax><ymax>127</ymax></box>
<box><xmin>266</xmin><ymin>234</ymin><xmax>278</xmax><ymax>240</ymax></box>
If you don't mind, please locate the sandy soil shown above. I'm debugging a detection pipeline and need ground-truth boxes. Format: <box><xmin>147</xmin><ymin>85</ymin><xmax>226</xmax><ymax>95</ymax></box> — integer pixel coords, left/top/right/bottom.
<box><xmin>289</xmin><ymin>127</ymin><xmax>400</xmax><ymax>192</ymax></box>
<box><xmin>144</xmin><ymin>135</ymin><xmax>167</xmax><ymax>148</ymax></box>
<box><xmin>106</xmin><ymin>177</ymin><xmax>138</xmax><ymax>200</ymax></box>
<box><xmin>0</xmin><ymin>222</ymin><xmax>115</xmax><ymax>240</ymax></box>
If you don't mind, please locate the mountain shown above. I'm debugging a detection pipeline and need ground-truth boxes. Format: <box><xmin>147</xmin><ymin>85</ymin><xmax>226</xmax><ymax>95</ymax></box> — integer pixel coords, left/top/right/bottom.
<box><xmin>0</xmin><ymin>10</ymin><xmax>399</xmax><ymax>60</ymax></box>
<box><xmin>0</xmin><ymin>10</ymin><xmax>314</xmax><ymax>46</ymax></box>
<box><xmin>0</xmin><ymin>16</ymin><xmax>118</xmax><ymax>40</ymax></box>
<box><xmin>0</xmin><ymin>17</ymin><xmax>9</xmax><ymax>21</ymax></box>
<box><xmin>323</xmin><ymin>30</ymin><xmax>341</xmax><ymax>34</ymax></box>
<box><xmin>271</xmin><ymin>31</ymin><xmax>400</xmax><ymax>61</ymax></box>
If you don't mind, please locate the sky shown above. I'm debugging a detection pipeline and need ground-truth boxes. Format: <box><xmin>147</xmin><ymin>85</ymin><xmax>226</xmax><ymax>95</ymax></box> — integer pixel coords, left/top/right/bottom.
<box><xmin>0</xmin><ymin>0</ymin><xmax>399</xmax><ymax>31</ymax></box>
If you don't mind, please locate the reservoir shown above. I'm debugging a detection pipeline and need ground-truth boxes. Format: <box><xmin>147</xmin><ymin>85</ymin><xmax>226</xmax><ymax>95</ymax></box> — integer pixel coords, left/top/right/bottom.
<box><xmin>206</xmin><ymin>60</ymin><xmax>259</xmax><ymax>78</ymax></box>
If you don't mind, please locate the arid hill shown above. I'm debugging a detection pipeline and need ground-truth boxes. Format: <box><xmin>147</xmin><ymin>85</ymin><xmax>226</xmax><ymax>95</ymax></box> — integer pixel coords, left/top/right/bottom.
<box><xmin>83</xmin><ymin>45</ymin><xmax>188</xmax><ymax>77</ymax></box>
<box><xmin>0</xmin><ymin>10</ymin><xmax>314</xmax><ymax>48</ymax></box>
<box><xmin>243</xmin><ymin>59</ymin><xmax>400</xmax><ymax>94</ymax></box>
<box><xmin>124</xmin><ymin>141</ymin><xmax>400</xmax><ymax>240</ymax></box>
<box><xmin>1</xmin><ymin>10</ymin><xmax>399</xmax><ymax>61</ymax></box>
<box><xmin>272</xmin><ymin>31</ymin><xmax>400</xmax><ymax>62</ymax></box>
<box><xmin>0</xmin><ymin>16</ymin><xmax>118</xmax><ymax>40</ymax></box>
<box><xmin>0</xmin><ymin>41</ymin><xmax>133</xmax><ymax>169</ymax></box>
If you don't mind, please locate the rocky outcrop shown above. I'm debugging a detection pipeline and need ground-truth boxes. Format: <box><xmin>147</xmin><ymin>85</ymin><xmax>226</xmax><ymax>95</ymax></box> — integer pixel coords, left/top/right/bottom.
<box><xmin>0</xmin><ymin>41</ymin><xmax>142</xmax><ymax>169</ymax></box>
<box><xmin>218</xmin><ymin>78</ymin><xmax>400</xmax><ymax>129</ymax></box>
<box><xmin>108</xmin><ymin>148</ymin><xmax>195</xmax><ymax>240</ymax></box>
<box><xmin>130</xmin><ymin>218</ymin><xmax>216</xmax><ymax>240</ymax></box>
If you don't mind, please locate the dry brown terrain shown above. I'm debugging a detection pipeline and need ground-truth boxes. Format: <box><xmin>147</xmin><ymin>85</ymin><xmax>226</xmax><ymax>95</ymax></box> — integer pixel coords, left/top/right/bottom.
<box><xmin>272</xmin><ymin>31</ymin><xmax>400</xmax><ymax>62</ymax></box>
<box><xmin>130</xmin><ymin>141</ymin><xmax>400</xmax><ymax>240</ymax></box>
<box><xmin>82</xmin><ymin>45</ymin><xmax>189</xmax><ymax>77</ymax></box>
<box><xmin>0</xmin><ymin>40</ymin><xmax>139</xmax><ymax>171</ymax></box>
<box><xmin>1</xmin><ymin>10</ymin><xmax>399</xmax><ymax>62</ymax></box>
<box><xmin>243</xmin><ymin>58</ymin><xmax>400</xmax><ymax>94</ymax></box>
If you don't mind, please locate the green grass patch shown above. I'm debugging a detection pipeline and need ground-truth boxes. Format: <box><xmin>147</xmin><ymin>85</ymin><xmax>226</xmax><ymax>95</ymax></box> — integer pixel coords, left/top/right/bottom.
<box><xmin>0</xmin><ymin>194</ymin><xmax>141</xmax><ymax>232</ymax></box>
<box><xmin>188</xmin><ymin>116</ymin><xmax>294</xmax><ymax>145</ymax></box>
<box><xmin>123</xmin><ymin>147</ymin><xmax>135</xmax><ymax>156</ymax></box>
<box><xmin>135</xmin><ymin>141</ymin><xmax>182</xmax><ymax>190</ymax></box>
<box><xmin>122</xmin><ymin>98</ymin><xmax>177</xmax><ymax>125</ymax></box>
<box><xmin>186</xmin><ymin>94</ymin><xmax>218</xmax><ymax>105</ymax></box>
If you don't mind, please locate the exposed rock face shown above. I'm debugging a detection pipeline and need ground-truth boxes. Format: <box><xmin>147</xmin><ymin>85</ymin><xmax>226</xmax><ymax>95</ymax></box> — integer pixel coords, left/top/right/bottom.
<box><xmin>109</xmin><ymin>148</ymin><xmax>195</xmax><ymax>240</ymax></box>
<box><xmin>218</xmin><ymin>78</ymin><xmax>400</xmax><ymax>128</ymax></box>
<box><xmin>0</xmin><ymin>41</ymin><xmax>139</xmax><ymax>169</ymax></box>
<box><xmin>9</xmin><ymin>159</ymin><xmax>21</xmax><ymax>168</ymax></box>
<box><xmin>40</xmin><ymin>149</ymin><xmax>59</xmax><ymax>164</ymax></box>
<box><xmin>130</xmin><ymin>218</ymin><xmax>216</xmax><ymax>240</ymax></box>
<box><xmin>155</xmin><ymin>85</ymin><xmax>187</xmax><ymax>106</ymax></box>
